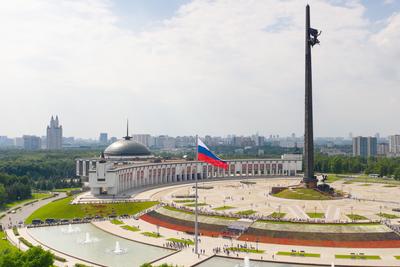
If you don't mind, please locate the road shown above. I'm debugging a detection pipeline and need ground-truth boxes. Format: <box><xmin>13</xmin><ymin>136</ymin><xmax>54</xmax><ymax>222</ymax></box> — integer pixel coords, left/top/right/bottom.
<box><xmin>0</xmin><ymin>192</ymin><xmax>67</xmax><ymax>230</ymax></box>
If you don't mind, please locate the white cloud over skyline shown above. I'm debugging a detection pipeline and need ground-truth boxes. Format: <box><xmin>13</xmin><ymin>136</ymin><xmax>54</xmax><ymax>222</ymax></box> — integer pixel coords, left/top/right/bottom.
<box><xmin>0</xmin><ymin>0</ymin><xmax>399</xmax><ymax>138</ymax></box>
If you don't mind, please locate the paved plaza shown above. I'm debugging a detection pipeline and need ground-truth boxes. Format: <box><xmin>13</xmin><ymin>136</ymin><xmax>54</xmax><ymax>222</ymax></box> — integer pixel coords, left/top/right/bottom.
<box><xmin>136</xmin><ymin>178</ymin><xmax>400</xmax><ymax>223</ymax></box>
<box><xmin>7</xmin><ymin>177</ymin><xmax>400</xmax><ymax>266</ymax></box>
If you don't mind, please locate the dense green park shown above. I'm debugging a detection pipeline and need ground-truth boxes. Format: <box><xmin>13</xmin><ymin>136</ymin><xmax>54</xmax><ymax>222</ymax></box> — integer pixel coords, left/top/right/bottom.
<box><xmin>0</xmin><ymin>230</ymin><xmax>54</xmax><ymax>267</ymax></box>
<box><xmin>314</xmin><ymin>154</ymin><xmax>400</xmax><ymax>178</ymax></box>
<box><xmin>0</xmin><ymin>149</ymin><xmax>99</xmax><ymax>208</ymax></box>
<box><xmin>25</xmin><ymin>196</ymin><xmax>158</xmax><ymax>224</ymax></box>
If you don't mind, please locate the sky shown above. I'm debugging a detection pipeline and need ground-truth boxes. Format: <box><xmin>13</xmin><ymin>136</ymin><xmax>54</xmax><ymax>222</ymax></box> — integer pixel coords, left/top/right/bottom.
<box><xmin>0</xmin><ymin>0</ymin><xmax>399</xmax><ymax>139</ymax></box>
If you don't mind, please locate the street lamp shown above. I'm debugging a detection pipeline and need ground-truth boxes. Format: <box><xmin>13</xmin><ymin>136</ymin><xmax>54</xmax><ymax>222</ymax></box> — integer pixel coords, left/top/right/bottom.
<box><xmin>156</xmin><ymin>224</ymin><xmax>160</xmax><ymax>237</ymax></box>
<box><xmin>314</xmin><ymin>206</ymin><xmax>317</xmax><ymax>218</ymax></box>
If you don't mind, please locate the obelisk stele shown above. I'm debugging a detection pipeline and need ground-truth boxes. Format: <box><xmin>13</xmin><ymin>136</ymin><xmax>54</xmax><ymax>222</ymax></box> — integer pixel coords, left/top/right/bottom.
<box><xmin>303</xmin><ymin>5</ymin><xmax>320</xmax><ymax>188</ymax></box>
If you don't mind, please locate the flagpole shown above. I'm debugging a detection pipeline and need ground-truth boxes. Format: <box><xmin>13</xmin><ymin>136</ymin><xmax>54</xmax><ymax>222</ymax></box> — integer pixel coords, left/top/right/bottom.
<box><xmin>195</xmin><ymin>135</ymin><xmax>199</xmax><ymax>255</ymax></box>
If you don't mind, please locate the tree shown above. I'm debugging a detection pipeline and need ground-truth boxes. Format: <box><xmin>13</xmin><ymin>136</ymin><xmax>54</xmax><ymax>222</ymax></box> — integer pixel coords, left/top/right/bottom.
<box><xmin>0</xmin><ymin>184</ymin><xmax>6</xmax><ymax>206</ymax></box>
<box><xmin>22</xmin><ymin>246</ymin><xmax>53</xmax><ymax>267</ymax></box>
<box><xmin>394</xmin><ymin>168</ymin><xmax>400</xmax><ymax>180</ymax></box>
<box><xmin>0</xmin><ymin>246</ymin><xmax>53</xmax><ymax>267</ymax></box>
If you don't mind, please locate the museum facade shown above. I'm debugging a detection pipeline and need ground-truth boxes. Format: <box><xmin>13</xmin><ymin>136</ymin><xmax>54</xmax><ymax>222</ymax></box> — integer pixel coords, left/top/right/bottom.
<box><xmin>76</xmin><ymin>136</ymin><xmax>302</xmax><ymax>196</ymax></box>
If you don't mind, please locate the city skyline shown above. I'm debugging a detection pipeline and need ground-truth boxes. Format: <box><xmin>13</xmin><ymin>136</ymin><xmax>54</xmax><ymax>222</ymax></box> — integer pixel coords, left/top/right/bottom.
<box><xmin>0</xmin><ymin>0</ymin><xmax>399</xmax><ymax>138</ymax></box>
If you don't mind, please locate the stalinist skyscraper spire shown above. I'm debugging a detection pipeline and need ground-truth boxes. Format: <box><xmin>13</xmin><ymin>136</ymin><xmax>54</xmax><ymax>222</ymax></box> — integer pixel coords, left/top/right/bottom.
<box><xmin>46</xmin><ymin>115</ymin><xmax>63</xmax><ymax>150</ymax></box>
<box><xmin>303</xmin><ymin>5</ymin><xmax>320</xmax><ymax>188</ymax></box>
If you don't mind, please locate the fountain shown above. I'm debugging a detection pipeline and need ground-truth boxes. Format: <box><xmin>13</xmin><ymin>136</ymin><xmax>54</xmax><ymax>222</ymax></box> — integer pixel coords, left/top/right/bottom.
<box><xmin>84</xmin><ymin>232</ymin><xmax>91</xmax><ymax>244</ymax></box>
<box><xmin>78</xmin><ymin>232</ymin><xmax>99</xmax><ymax>244</ymax></box>
<box><xmin>112</xmin><ymin>241</ymin><xmax>127</xmax><ymax>255</ymax></box>
<box><xmin>61</xmin><ymin>224</ymin><xmax>80</xmax><ymax>234</ymax></box>
<box><xmin>243</xmin><ymin>257</ymin><xmax>250</xmax><ymax>267</ymax></box>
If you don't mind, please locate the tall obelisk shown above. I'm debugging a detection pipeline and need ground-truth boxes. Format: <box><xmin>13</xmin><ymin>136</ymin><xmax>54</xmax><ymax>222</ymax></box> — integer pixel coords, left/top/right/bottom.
<box><xmin>303</xmin><ymin>5</ymin><xmax>320</xmax><ymax>188</ymax></box>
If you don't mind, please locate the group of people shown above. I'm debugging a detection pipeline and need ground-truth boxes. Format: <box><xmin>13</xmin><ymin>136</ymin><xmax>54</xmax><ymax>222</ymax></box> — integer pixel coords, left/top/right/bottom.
<box><xmin>163</xmin><ymin>240</ymin><xmax>191</xmax><ymax>250</ymax></box>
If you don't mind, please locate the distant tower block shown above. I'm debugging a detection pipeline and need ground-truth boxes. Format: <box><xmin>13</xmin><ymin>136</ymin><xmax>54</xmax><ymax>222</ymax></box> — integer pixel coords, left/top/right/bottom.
<box><xmin>303</xmin><ymin>5</ymin><xmax>320</xmax><ymax>188</ymax></box>
<box><xmin>46</xmin><ymin>115</ymin><xmax>63</xmax><ymax>150</ymax></box>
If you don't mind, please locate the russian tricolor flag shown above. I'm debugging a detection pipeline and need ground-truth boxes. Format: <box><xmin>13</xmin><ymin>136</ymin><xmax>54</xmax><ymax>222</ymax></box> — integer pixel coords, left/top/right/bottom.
<box><xmin>197</xmin><ymin>137</ymin><xmax>228</xmax><ymax>169</ymax></box>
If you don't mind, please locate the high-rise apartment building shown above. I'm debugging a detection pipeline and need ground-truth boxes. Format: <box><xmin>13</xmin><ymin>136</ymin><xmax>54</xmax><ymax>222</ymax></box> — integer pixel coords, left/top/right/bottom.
<box><xmin>377</xmin><ymin>143</ymin><xmax>389</xmax><ymax>156</ymax></box>
<box><xmin>46</xmin><ymin>115</ymin><xmax>63</xmax><ymax>150</ymax></box>
<box><xmin>132</xmin><ymin>134</ymin><xmax>151</xmax><ymax>147</ymax></box>
<box><xmin>99</xmin><ymin>133</ymin><xmax>108</xmax><ymax>144</ymax></box>
<box><xmin>389</xmin><ymin>135</ymin><xmax>400</xmax><ymax>154</ymax></box>
<box><xmin>23</xmin><ymin>135</ymin><xmax>41</xmax><ymax>150</ymax></box>
<box><xmin>352</xmin><ymin>136</ymin><xmax>377</xmax><ymax>157</ymax></box>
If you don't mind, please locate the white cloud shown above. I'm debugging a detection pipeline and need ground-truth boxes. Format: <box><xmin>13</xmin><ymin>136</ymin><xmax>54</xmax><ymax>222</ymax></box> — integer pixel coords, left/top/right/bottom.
<box><xmin>0</xmin><ymin>0</ymin><xmax>399</xmax><ymax>138</ymax></box>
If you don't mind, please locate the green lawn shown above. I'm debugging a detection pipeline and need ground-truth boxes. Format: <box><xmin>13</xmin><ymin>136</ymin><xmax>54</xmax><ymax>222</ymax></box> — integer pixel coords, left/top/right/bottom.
<box><xmin>0</xmin><ymin>231</ymin><xmax>19</xmax><ymax>254</ymax></box>
<box><xmin>395</xmin><ymin>256</ymin><xmax>400</xmax><ymax>260</ymax></box>
<box><xmin>360</xmin><ymin>183</ymin><xmax>372</xmax><ymax>186</ymax></box>
<box><xmin>256</xmin><ymin>219</ymin><xmax>378</xmax><ymax>226</ymax></box>
<box><xmin>141</xmin><ymin>232</ymin><xmax>162</xmax><ymax>238</ymax></box>
<box><xmin>383</xmin><ymin>185</ymin><xmax>398</xmax><ymax>188</ymax></box>
<box><xmin>184</xmin><ymin>203</ymin><xmax>207</xmax><ymax>207</ymax></box>
<box><xmin>269</xmin><ymin>212</ymin><xmax>286</xmax><ymax>219</ymax></box>
<box><xmin>277</xmin><ymin>251</ymin><xmax>320</xmax><ymax>258</ymax></box>
<box><xmin>377</xmin><ymin>213</ymin><xmax>400</xmax><ymax>219</ymax></box>
<box><xmin>274</xmin><ymin>189</ymin><xmax>331</xmax><ymax>200</ymax></box>
<box><xmin>213</xmin><ymin>206</ymin><xmax>235</xmax><ymax>211</ymax></box>
<box><xmin>235</xmin><ymin>210</ymin><xmax>256</xmax><ymax>216</ymax></box>
<box><xmin>25</xmin><ymin>196</ymin><xmax>158</xmax><ymax>224</ymax></box>
<box><xmin>3</xmin><ymin>193</ymin><xmax>53</xmax><ymax>210</ymax></box>
<box><xmin>351</xmin><ymin>176</ymin><xmax>400</xmax><ymax>185</ymax></box>
<box><xmin>307</xmin><ymin>212</ymin><xmax>325</xmax><ymax>219</ymax></box>
<box><xmin>163</xmin><ymin>206</ymin><xmax>193</xmax><ymax>215</ymax></box>
<box><xmin>53</xmin><ymin>187</ymin><xmax>81</xmax><ymax>192</ymax></box>
<box><xmin>347</xmin><ymin>214</ymin><xmax>368</xmax><ymax>221</ymax></box>
<box><xmin>121</xmin><ymin>225</ymin><xmax>140</xmax><ymax>232</ymax></box>
<box><xmin>227</xmin><ymin>247</ymin><xmax>264</xmax><ymax>254</ymax></box>
<box><xmin>325</xmin><ymin>175</ymin><xmax>342</xmax><ymax>183</ymax></box>
<box><xmin>110</xmin><ymin>219</ymin><xmax>124</xmax><ymax>225</ymax></box>
<box><xmin>173</xmin><ymin>199</ymin><xmax>195</xmax><ymax>203</ymax></box>
<box><xmin>162</xmin><ymin>206</ymin><xmax>237</xmax><ymax>220</ymax></box>
<box><xmin>335</xmin><ymin>254</ymin><xmax>380</xmax><ymax>260</ymax></box>
<box><xmin>167</xmin><ymin>238</ymin><xmax>194</xmax><ymax>245</ymax></box>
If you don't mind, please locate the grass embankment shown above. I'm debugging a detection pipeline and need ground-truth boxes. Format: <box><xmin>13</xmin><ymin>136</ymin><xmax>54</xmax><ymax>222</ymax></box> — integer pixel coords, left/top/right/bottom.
<box><xmin>141</xmin><ymin>232</ymin><xmax>162</xmax><ymax>238</ymax></box>
<box><xmin>274</xmin><ymin>188</ymin><xmax>331</xmax><ymax>200</ymax></box>
<box><xmin>167</xmin><ymin>238</ymin><xmax>194</xmax><ymax>245</ymax></box>
<box><xmin>173</xmin><ymin>199</ymin><xmax>195</xmax><ymax>203</ymax></box>
<box><xmin>256</xmin><ymin>219</ymin><xmax>378</xmax><ymax>226</ymax></box>
<box><xmin>347</xmin><ymin>214</ymin><xmax>368</xmax><ymax>221</ymax></box>
<box><xmin>25</xmin><ymin>196</ymin><xmax>158</xmax><ymax>224</ymax></box>
<box><xmin>227</xmin><ymin>247</ymin><xmax>264</xmax><ymax>254</ymax></box>
<box><xmin>235</xmin><ymin>210</ymin><xmax>256</xmax><ymax>216</ymax></box>
<box><xmin>348</xmin><ymin>176</ymin><xmax>400</xmax><ymax>185</ymax></box>
<box><xmin>163</xmin><ymin>206</ymin><xmax>237</xmax><ymax>220</ymax></box>
<box><xmin>277</xmin><ymin>251</ymin><xmax>320</xmax><ymax>258</ymax></box>
<box><xmin>325</xmin><ymin>175</ymin><xmax>342</xmax><ymax>183</ymax></box>
<box><xmin>53</xmin><ymin>187</ymin><xmax>81</xmax><ymax>192</ymax></box>
<box><xmin>121</xmin><ymin>225</ymin><xmax>140</xmax><ymax>232</ymax></box>
<box><xmin>110</xmin><ymin>219</ymin><xmax>124</xmax><ymax>225</ymax></box>
<box><xmin>185</xmin><ymin>203</ymin><xmax>207</xmax><ymax>207</ymax></box>
<box><xmin>213</xmin><ymin>206</ymin><xmax>235</xmax><ymax>211</ymax></box>
<box><xmin>377</xmin><ymin>213</ymin><xmax>399</xmax><ymax>219</ymax></box>
<box><xmin>0</xmin><ymin>231</ymin><xmax>18</xmax><ymax>254</ymax></box>
<box><xmin>335</xmin><ymin>254</ymin><xmax>381</xmax><ymax>260</ymax></box>
<box><xmin>307</xmin><ymin>213</ymin><xmax>325</xmax><ymax>219</ymax></box>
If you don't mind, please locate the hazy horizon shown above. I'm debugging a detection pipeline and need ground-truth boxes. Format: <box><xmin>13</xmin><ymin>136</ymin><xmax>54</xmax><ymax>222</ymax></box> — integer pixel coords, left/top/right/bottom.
<box><xmin>1</xmin><ymin>0</ymin><xmax>399</xmax><ymax>138</ymax></box>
